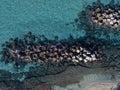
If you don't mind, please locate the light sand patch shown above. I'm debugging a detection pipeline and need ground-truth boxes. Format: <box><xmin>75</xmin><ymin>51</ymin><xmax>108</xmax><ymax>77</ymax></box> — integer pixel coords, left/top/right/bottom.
<box><xmin>85</xmin><ymin>82</ymin><xmax>117</xmax><ymax>90</ymax></box>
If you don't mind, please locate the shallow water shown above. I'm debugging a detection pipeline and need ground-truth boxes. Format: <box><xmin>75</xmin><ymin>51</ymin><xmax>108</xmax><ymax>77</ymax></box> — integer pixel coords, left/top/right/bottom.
<box><xmin>0</xmin><ymin>0</ymin><xmax>120</xmax><ymax>89</ymax></box>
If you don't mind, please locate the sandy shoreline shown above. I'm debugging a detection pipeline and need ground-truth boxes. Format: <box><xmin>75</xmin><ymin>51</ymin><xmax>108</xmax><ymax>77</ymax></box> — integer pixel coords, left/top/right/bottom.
<box><xmin>85</xmin><ymin>81</ymin><xmax>118</xmax><ymax>90</ymax></box>
<box><xmin>53</xmin><ymin>80</ymin><xmax>119</xmax><ymax>90</ymax></box>
<box><xmin>51</xmin><ymin>66</ymin><xmax>120</xmax><ymax>90</ymax></box>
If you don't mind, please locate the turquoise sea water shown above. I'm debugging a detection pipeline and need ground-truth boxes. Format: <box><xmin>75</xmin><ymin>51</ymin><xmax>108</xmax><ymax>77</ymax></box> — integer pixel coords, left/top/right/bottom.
<box><xmin>0</xmin><ymin>0</ymin><xmax>119</xmax><ymax>81</ymax></box>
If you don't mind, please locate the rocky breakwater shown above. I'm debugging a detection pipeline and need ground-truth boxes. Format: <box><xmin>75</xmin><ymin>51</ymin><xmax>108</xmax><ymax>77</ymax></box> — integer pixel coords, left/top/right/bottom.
<box><xmin>0</xmin><ymin>32</ymin><xmax>110</xmax><ymax>81</ymax></box>
<box><xmin>74</xmin><ymin>0</ymin><xmax>120</xmax><ymax>38</ymax></box>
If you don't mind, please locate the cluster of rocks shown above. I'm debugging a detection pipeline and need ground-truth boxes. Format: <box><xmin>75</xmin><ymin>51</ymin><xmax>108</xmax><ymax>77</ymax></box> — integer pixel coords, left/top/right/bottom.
<box><xmin>0</xmin><ymin>32</ymin><xmax>104</xmax><ymax>68</ymax></box>
<box><xmin>91</xmin><ymin>1</ymin><xmax>120</xmax><ymax>29</ymax></box>
<box><xmin>74</xmin><ymin>0</ymin><xmax>120</xmax><ymax>39</ymax></box>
